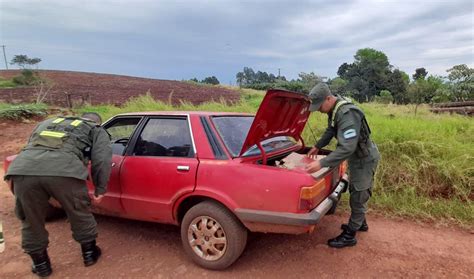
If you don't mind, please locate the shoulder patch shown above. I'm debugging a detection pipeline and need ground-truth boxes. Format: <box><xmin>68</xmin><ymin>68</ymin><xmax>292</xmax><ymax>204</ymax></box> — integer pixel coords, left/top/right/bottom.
<box><xmin>343</xmin><ymin>128</ymin><xmax>357</xmax><ymax>139</ymax></box>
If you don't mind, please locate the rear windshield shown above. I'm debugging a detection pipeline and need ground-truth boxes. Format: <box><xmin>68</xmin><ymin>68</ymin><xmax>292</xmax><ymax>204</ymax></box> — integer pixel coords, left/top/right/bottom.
<box><xmin>212</xmin><ymin>116</ymin><xmax>296</xmax><ymax>157</ymax></box>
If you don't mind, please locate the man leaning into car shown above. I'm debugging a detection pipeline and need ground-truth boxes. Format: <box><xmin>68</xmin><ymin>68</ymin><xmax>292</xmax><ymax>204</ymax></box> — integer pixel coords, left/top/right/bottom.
<box><xmin>4</xmin><ymin>112</ymin><xmax>112</xmax><ymax>277</ymax></box>
<box><xmin>305</xmin><ymin>83</ymin><xmax>380</xmax><ymax>248</ymax></box>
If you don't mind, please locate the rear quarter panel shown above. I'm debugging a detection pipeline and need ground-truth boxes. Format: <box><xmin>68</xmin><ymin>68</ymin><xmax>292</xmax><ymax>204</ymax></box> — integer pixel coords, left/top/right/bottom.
<box><xmin>193</xmin><ymin>159</ymin><xmax>315</xmax><ymax>213</ymax></box>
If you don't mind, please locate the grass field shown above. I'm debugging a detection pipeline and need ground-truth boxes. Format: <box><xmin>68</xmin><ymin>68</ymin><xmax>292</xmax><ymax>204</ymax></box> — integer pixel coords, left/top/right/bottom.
<box><xmin>1</xmin><ymin>88</ymin><xmax>473</xmax><ymax>227</ymax></box>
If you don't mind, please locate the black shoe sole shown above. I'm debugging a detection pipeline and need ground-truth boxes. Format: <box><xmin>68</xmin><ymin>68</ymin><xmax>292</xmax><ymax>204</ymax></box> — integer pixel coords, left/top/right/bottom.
<box><xmin>327</xmin><ymin>241</ymin><xmax>357</xmax><ymax>248</ymax></box>
<box><xmin>84</xmin><ymin>247</ymin><xmax>102</xmax><ymax>267</ymax></box>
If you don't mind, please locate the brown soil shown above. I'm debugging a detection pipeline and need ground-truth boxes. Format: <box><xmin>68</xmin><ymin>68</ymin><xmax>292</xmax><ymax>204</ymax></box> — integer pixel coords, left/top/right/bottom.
<box><xmin>0</xmin><ymin>119</ymin><xmax>41</xmax><ymax>162</ymax></box>
<box><xmin>1</xmin><ymin>120</ymin><xmax>473</xmax><ymax>278</ymax></box>
<box><xmin>0</xmin><ymin>70</ymin><xmax>240</xmax><ymax>107</ymax></box>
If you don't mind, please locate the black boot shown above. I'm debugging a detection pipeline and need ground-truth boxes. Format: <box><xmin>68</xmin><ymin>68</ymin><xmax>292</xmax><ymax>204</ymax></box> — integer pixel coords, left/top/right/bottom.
<box><xmin>81</xmin><ymin>240</ymin><xmax>102</xmax><ymax>267</ymax></box>
<box><xmin>341</xmin><ymin>219</ymin><xmax>369</xmax><ymax>232</ymax></box>
<box><xmin>328</xmin><ymin>227</ymin><xmax>357</xmax><ymax>248</ymax></box>
<box><xmin>29</xmin><ymin>250</ymin><xmax>52</xmax><ymax>277</ymax></box>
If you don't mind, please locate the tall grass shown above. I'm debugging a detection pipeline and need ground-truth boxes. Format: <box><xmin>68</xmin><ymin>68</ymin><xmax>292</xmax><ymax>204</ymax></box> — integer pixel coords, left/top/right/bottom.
<box><xmin>5</xmin><ymin>88</ymin><xmax>471</xmax><ymax>227</ymax></box>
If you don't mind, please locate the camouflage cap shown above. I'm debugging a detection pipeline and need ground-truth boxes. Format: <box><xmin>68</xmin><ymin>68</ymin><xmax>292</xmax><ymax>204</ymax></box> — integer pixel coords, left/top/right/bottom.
<box><xmin>308</xmin><ymin>83</ymin><xmax>331</xmax><ymax>112</ymax></box>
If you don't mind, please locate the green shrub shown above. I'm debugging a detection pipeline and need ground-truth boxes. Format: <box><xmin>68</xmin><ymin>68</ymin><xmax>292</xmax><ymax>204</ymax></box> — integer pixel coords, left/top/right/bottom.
<box><xmin>12</xmin><ymin>69</ymin><xmax>38</xmax><ymax>85</ymax></box>
<box><xmin>0</xmin><ymin>103</ymin><xmax>48</xmax><ymax>120</ymax></box>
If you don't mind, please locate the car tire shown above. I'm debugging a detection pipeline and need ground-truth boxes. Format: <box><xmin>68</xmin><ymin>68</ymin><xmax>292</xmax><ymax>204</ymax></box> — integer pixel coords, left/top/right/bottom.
<box><xmin>45</xmin><ymin>204</ymin><xmax>66</xmax><ymax>221</ymax></box>
<box><xmin>181</xmin><ymin>201</ymin><xmax>247</xmax><ymax>270</ymax></box>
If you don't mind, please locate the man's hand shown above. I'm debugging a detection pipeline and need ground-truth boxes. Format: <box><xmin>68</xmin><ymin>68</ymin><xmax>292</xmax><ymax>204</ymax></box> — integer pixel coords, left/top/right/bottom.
<box><xmin>92</xmin><ymin>194</ymin><xmax>104</xmax><ymax>204</ymax></box>
<box><xmin>307</xmin><ymin>147</ymin><xmax>319</xmax><ymax>159</ymax></box>
<box><xmin>305</xmin><ymin>160</ymin><xmax>322</xmax><ymax>173</ymax></box>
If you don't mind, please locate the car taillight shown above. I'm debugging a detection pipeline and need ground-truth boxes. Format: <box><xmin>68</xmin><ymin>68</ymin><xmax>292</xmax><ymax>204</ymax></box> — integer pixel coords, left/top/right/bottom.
<box><xmin>299</xmin><ymin>179</ymin><xmax>326</xmax><ymax>211</ymax></box>
<box><xmin>340</xmin><ymin>161</ymin><xmax>348</xmax><ymax>177</ymax></box>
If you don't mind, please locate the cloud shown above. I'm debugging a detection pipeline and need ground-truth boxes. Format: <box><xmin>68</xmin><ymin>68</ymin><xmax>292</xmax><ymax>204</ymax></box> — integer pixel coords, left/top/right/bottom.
<box><xmin>0</xmin><ymin>0</ymin><xmax>472</xmax><ymax>82</ymax></box>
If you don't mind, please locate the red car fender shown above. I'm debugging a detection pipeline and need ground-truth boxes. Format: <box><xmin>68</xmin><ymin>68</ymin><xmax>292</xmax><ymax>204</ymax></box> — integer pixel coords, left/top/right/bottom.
<box><xmin>172</xmin><ymin>188</ymin><xmax>240</xmax><ymax>222</ymax></box>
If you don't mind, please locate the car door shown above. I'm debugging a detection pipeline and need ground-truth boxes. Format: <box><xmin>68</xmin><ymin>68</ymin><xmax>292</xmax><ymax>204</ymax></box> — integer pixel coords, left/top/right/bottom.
<box><xmin>120</xmin><ymin>115</ymin><xmax>198</xmax><ymax>222</ymax></box>
<box><xmin>87</xmin><ymin>116</ymin><xmax>142</xmax><ymax>216</ymax></box>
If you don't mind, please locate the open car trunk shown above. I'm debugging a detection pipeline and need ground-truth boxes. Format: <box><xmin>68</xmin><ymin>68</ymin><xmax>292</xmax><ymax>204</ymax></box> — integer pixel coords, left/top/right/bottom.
<box><xmin>257</xmin><ymin>148</ymin><xmax>340</xmax><ymax>180</ymax></box>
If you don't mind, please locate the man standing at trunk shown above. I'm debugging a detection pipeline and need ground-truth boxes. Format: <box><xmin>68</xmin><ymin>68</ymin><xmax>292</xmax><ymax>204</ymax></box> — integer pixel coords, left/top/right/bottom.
<box><xmin>4</xmin><ymin>112</ymin><xmax>112</xmax><ymax>277</ymax></box>
<box><xmin>305</xmin><ymin>83</ymin><xmax>380</xmax><ymax>248</ymax></box>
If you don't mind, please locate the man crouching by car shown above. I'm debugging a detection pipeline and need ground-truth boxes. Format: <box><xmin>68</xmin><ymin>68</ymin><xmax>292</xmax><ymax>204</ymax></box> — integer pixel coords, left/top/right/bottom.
<box><xmin>4</xmin><ymin>112</ymin><xmax>112</xmax><ymax>277</ymax></box>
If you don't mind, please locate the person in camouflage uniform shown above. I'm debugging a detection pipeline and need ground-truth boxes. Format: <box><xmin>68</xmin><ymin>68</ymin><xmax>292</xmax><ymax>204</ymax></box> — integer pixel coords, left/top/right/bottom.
<box><xmin>4</xmin><ymin>112</ymin><xmax>112</xmax><ymax>277</ymax></box>
<box><xmin>305</xmin><ymin>83</ymin><xmax>380</xmax><ymax>248</ymax></box>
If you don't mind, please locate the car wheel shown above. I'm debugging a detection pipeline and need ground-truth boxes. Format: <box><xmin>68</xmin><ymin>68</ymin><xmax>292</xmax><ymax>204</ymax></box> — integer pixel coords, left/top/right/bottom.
<box><xmin>181</xmin><ymin>201</ymin><xmax>247</xmax><ymax>270</ymax></box>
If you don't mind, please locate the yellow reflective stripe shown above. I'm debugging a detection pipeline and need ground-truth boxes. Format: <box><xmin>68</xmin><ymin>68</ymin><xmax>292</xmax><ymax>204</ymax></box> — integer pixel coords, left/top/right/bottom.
<box><xmin>70</xmin><ymin>120</ymin><xmax>83</xmax><ymax>127</ymax></box>
<box><xmin>52</xmin><ymin>117</ymin><xmax>65</xmax><ymax>123</ymax></box>
<box><xmin>331</xmin><ymin>100</ymin><xmax>351</xmax><ymax>127</ymax></box>
<box><xmin>40</xmin><ymin>131</ymin><xmax>66</xmax><ymax>138</ymax></box>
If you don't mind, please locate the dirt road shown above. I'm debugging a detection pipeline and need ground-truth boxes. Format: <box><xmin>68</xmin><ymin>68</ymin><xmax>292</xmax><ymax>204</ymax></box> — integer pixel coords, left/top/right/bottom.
<box><xmin>1</xmin><ymin>120</ymin><xmax>473</xmax><ymax>278</ymax></box>
<box><xmin>1</xmin><ymin>170</ymin><xmax>473</xmax><ymax>279</ymax></box>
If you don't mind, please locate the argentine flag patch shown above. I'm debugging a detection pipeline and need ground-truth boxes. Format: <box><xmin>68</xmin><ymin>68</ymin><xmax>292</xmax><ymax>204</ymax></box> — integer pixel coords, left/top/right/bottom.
<box><xmin>343</xmin><ymin>129</ymin><xmax>357</xmax><ymax>139</ymax></box>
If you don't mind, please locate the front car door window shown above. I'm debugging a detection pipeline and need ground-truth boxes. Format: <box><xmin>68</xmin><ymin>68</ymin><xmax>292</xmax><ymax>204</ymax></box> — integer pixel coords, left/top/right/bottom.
<box><xmin>104</xmin><ymin>117</ymin><xmax>141</xmax><ymax>155</ymax></box>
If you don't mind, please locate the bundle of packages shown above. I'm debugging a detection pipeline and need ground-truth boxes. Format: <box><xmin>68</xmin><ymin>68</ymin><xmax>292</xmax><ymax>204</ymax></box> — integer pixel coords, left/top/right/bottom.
<box><xmin>276</xmin><ymin>152</ymin><xmax>329</xmax><ymax>178</ymax></box>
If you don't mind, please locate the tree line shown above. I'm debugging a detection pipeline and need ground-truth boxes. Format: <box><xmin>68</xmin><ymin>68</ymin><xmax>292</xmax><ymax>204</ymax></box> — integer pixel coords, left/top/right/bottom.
<box><xmin>235</xmin><ymin>48</ymin><xmax>473</xmax><ymax>104</ymax></box>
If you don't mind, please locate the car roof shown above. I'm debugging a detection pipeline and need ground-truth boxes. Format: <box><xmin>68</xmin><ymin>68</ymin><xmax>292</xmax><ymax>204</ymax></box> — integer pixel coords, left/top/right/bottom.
<box><xmin>116</xmin><ymin>111</ymin><xmax>254</xmax><ymax>117</ymax></box>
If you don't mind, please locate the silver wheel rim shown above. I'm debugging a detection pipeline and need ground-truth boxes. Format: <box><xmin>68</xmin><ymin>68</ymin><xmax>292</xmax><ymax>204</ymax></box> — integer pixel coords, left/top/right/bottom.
<box><xmin>187</xmin><ymin>216</ymin><xmax>227</xmax><ymax>261</ymax></box>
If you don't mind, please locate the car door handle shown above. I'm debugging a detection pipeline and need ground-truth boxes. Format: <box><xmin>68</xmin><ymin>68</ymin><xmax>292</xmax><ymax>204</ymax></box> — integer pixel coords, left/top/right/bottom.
<box><xmin>111</xmin><ymin>162</ymin><xmax>116</xmax><ymax>167</ymax></box>
<box><xmin>177</xmin><ymin>165</ymin><xmax>190</xmax><ymax>171</ymax></box>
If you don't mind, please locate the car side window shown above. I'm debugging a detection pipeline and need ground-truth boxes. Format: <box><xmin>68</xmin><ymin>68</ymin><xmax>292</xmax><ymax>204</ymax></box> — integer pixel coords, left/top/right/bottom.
<box><xmin>104</xmin><ymin>117</ymin><xmax>141</xmax><ymax>155</ymax></box>
<box><xmin>133</xmin><ymin>117</ymin><xmax>194</xmax><ymax>158</ymax></box>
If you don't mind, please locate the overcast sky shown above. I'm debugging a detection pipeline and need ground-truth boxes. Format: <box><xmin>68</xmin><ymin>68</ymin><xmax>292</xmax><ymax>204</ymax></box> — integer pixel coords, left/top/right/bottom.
<box><xmin>1</xmin><ymin>0</ymin><xmax>473</xmax><ymax>84</ymax></box>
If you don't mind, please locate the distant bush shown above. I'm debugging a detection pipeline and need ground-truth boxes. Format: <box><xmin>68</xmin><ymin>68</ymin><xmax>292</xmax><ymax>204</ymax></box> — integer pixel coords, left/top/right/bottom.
<box><xmin>0</xmin><ymin>78</ymin><xmax>17</xmax><ymax>88</ymax></box>
<box><xmin>12</xmin><ymin>69</ymin><xmax>38</xmax><ymax>85</ymax></box>
<box><xmin>0</xmin><ymin>104</ymin><xmax>47</xmax><ymax>120</ymax></box>
<box><xmin>374</xmin><ymin>90</ymin><xmax>394</xmax><ymax>104</ymax></box>
<box><xmin>243</xmin><ymin>80</ymin><xmax>306</xmax><ymax>93</ymax></box>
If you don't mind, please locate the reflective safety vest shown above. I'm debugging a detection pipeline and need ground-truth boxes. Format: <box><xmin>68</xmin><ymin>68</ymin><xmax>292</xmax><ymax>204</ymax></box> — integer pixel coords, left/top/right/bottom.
<box><xmin>26</xmin><ymin>117</ymin><xmax>96</xmax><ymax>162</ymax></box>
<box><xmin>330</xmin><ymin>100</ymin><xmax>351</xmax><ymax>127</ymax></box>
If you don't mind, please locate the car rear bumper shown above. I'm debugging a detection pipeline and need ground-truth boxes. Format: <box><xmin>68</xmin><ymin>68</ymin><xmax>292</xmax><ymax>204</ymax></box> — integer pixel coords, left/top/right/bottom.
<box><xmin>235</xmin><ymin>179</ymin><xmax>348</xmax><ymax>229</ymax></box>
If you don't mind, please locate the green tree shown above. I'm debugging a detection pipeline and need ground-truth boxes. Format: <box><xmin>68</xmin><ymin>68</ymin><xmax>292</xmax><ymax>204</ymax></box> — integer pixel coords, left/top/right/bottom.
<box><xmin>412</xmin><ymin>68</ymin><xmax>428</xmax><ymax>80</ymax></box>
<box><xmin>201</xmin><ymin>76</ymin><xmax>220</xmax><ymax>85</ymax></box>
<box><xmin>329</xmin><ymin>77</ymin><xmax>348</xmax><ymax>96</ymax></box>
<box><xmin>297</xmin><ymin>72</ymin><xmax>325</xmax><ymax>93</ymax></box>
<box><xmin>386</xmin><ymin>69</ymin><xmax>409</xmax><ymax>104</ymax></box>
<box><xmin>236</xmin><ymin>67</ymin><xmax>256</xmax><ymax>85</ymax></box>
<box><xmin>336</xmin><ymin>48</ymin><xmax>391</xmax><ymax>102</ymax></box>
<box><xmin>446</xmin><ymin>64</ymin><xmax>474</xmax><ymax>101</ymax></box>
<box><xmin>374</xmin><ymin>90</ymin><xmax>394</xmax><ymax>104</ymax></box>
<box><xmin>408</xmin><ymin>79</ymin><xmax>429</xmax><ymax>115</ymax></box>
<box><xmin>10</xmin><ymin>54</ymin><xmax>42</xmax><ymax>69</ymax></box>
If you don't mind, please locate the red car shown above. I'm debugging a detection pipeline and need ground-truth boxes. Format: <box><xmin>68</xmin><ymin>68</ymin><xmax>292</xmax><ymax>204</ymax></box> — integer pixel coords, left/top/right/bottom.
<box><xmin>4</xmin><ymin>90</ymin><xmax>348</xmax><ymax>270</ymax></box>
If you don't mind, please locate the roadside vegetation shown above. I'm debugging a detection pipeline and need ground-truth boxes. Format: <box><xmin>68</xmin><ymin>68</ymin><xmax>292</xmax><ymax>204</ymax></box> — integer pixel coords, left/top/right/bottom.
<box><xmin>0</xmin><ymin>103</ymin><xmax>47</xmax><ymax>120</ymax></box>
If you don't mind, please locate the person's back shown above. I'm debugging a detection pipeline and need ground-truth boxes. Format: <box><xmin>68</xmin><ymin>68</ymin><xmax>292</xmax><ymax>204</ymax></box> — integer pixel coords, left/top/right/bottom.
<box><xmin>7</xmin><ymin>117</ymin><xmax>96</xmax><ymax>180</ymax></box>
<box><xmin>4</xmin><ymin>113</ymin><xmax>112</xmax><ymax>277</ymax></box>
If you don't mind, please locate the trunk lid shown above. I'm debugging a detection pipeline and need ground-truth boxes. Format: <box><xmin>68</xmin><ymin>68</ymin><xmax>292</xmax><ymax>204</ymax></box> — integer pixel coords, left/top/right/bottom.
<box><xmin>239</xmin><ymin>89</ymin><xmax>311</xmax><ymax>156</ymax></box>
